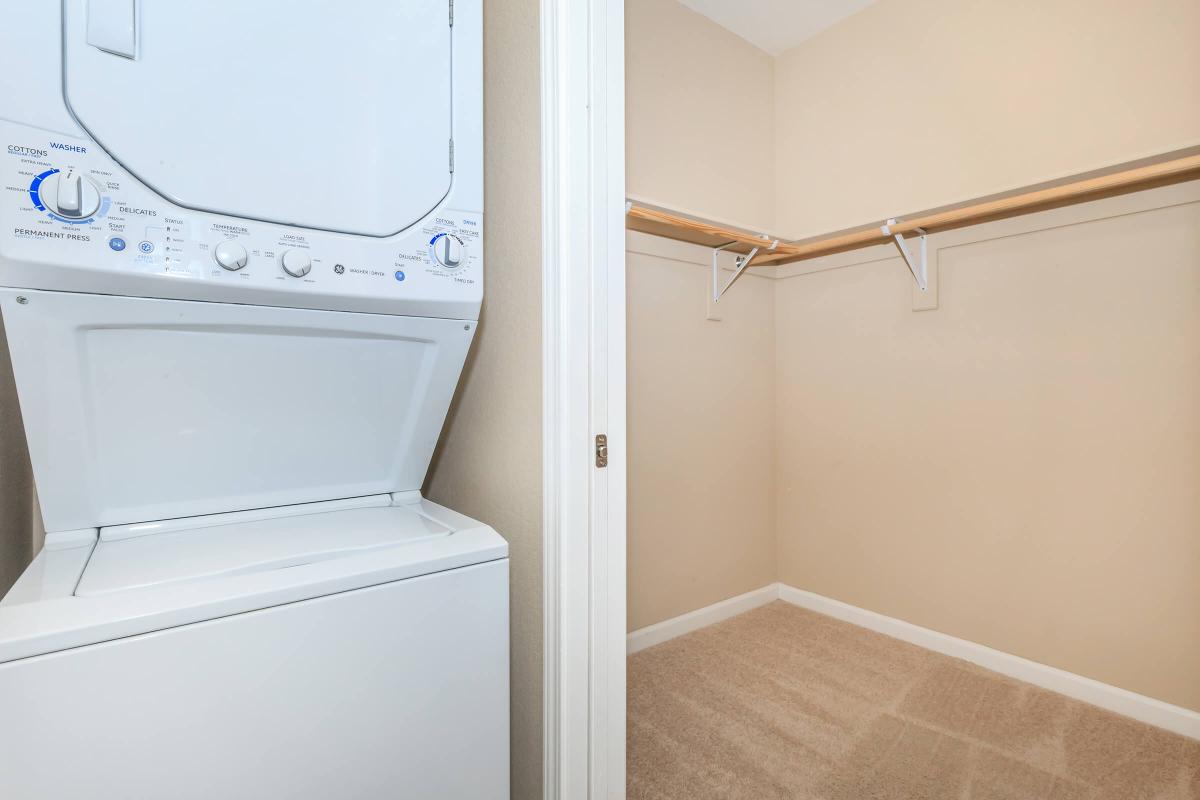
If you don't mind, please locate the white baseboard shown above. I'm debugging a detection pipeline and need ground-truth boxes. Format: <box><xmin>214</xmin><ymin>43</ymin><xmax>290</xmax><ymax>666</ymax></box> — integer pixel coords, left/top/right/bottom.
<box><xmin>627</xmin><ymin>583</ymin><xmax>781</xmax><ymax>655</ymax></box>
<box><xmin>626</xmin><ymin>581</ymin><xmax>1199</xmax><ymax>740</ymax></box>
<box><xmin>777</xmin><ymin>584</ymin><xmax>1200</xmax><ymax>741</ymax></box>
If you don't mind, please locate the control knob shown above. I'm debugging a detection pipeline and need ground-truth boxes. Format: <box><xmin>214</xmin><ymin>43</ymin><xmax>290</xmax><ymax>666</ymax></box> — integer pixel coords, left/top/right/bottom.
<box><xmin>430</xmin><ymin>233</ymin><xmax>465</xmax><ymax>269</ymax></box>
<box><xmin>213</xmin><ymin>241</ymin><xmax>248</xmax><ymax>271</ymax></box>
<box><xmin>39</xmin><ymin>169</ymin><xmax>102</xmax><ymax>219</ymax></box>
<box><xmin>280</xmin><ymin>249</ymin><xmax>312</xmax><ymax>277</ymax></box>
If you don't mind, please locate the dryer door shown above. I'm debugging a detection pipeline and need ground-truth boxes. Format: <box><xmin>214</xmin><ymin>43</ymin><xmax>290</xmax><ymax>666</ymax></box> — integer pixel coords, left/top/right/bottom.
<box><xmin>62</xmin><ymin>0</ymin><xmax>452</xmax><ymax>237</ymax></box>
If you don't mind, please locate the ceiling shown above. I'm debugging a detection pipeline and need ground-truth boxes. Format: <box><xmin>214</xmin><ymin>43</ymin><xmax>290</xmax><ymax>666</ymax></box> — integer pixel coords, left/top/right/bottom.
<box><xmin>676</xmin><ymin>0</ymin><xmax>877</xmax><ymax>56</ymax></box>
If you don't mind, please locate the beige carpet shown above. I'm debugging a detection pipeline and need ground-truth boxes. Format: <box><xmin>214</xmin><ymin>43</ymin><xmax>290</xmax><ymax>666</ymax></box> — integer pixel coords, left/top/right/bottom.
<box><xmin>628</xmin><ymin>601</ymin><xmax>1200</xmax><ymax>800</ymax></box>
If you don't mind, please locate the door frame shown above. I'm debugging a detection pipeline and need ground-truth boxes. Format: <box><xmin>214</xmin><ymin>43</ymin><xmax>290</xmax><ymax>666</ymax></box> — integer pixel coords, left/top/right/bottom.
<box><xmin>540</xmin><ymin>0</ymin><xmax>626</xmax><ymax>796</ymax></box>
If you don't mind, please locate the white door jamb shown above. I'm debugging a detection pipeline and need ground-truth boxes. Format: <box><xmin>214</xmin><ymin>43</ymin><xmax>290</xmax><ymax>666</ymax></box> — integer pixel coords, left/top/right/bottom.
<box><xmin>541</xmin><ymin>0</ymin><xmax>626</xmax><ymax>797</ymax></box>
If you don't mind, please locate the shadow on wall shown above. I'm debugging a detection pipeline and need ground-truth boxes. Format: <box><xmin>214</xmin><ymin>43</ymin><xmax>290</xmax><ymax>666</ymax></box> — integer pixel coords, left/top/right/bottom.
<box><xmin>0</xmin><ymin>319</ymin><xmax>36</xmax><ymax>596</ymax></box>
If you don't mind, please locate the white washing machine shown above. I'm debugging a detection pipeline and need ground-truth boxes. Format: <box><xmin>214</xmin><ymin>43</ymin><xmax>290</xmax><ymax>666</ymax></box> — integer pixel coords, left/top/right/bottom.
<box><xmin>0</xmin><ymin>2</ymin><xmax>507</xmax><ymax>798</ymax></box>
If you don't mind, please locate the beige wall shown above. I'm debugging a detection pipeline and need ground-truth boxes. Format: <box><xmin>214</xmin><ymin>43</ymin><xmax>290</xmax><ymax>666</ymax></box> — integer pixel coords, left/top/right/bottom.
<box><xmin>626</xmin><ymin>0</ymin><xmax>778</xmax><ymax>631</ymax></box>
<box><xmin>423</xmin><ymin>0</ymin><xmax>542</xmax><ymax>796</ymax></box>
<box><xmin>766</xmin><ymin>0</ymin><xmax>1200</xmax><ymax>713</ymax></box>
<box><xmin>626</xmin><ymin>0</ymin><xmax>775</xmax><ymax>229</ymax></box>
<box><xmin>626</xmin><ymin>233</ymin><xmax>776</xmax><ymax>631</ymax></box>
<box><xmin>773</xmin><ymin>0</ymin><xmax>1200</xmax><ymax>239</ymax></box>
<box><xmin>0</xmin><ymin>325</ymin><xmax>34</xmax><ymax>597</ymax></box>
<box><xmin>775</xmin><ymin>182</ymin><xmax>1200</xmax><ymax>712</ymax></box>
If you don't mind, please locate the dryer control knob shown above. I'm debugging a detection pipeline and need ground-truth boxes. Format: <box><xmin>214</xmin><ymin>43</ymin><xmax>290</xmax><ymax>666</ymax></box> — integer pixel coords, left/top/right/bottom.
<box><xmin>430</xmin><ymin>233</ymin><xmax>465</xmax><ymax>269</ymax></box>
<box><xmin>213</xmin><ymin>240</ymin><xmax>248</xmax><ymax>271</ymax></box>
<box><xmin>39</xmin><ymin>169</ymin><xmax>102</xmax><ymax>219</ymax></box>
<box><xmin>280</xmin><ymin>249</ymin><xmax>312</xmax><ymax>277</ymax></box>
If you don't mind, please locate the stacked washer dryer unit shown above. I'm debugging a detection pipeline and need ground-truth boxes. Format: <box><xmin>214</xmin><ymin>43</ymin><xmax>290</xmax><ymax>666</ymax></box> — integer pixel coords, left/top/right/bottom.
<box><xmin>0</xmin><ymin>2</ymin><xmax>507</xmax><ymax>798</ymax></box>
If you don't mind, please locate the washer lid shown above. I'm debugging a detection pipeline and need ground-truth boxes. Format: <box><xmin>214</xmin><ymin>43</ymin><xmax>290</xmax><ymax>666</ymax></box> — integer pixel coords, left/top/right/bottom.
<box><xmin>0</xmin><ymin>497</ymin><xmax>507</xmax><ymax>665</ymax></box>
<box><xmin>62</xmin><ymin>0</ymin><xmax>453</xmax><ymax>237</ymax></box>
<box><xmin>0</xmin><ymin>290</ymin><xmax>474</xmax><ymax>534</ymax></box>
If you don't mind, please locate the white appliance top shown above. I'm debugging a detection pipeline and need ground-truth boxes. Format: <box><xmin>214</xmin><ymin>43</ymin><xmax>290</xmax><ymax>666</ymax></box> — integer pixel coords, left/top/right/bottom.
<box><xmin>78</xmin><ymin>503</ymin><xmax>452</xmax><ymax>597</ymax></box>
<box><xmin>65</xmin><ymin>0</ymin><xmax>452</xmax><ymax>237</ymax></box>
<box><xmin>0</xmin><ymin>497</ymin><xmax>508</xmax><ymax>664</ymax></box>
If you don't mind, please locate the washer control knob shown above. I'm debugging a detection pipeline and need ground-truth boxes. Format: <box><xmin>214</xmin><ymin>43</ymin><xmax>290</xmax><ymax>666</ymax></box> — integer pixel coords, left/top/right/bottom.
<box><xmin>39</xmin><ymin>169</ymin><xmax>102</xmax><ymax>219</ymax></box>
<box><xmin>430</xmin><ymin>233</ymin><xmax>465</xmax><ymax>269</ymax></box>
<box><xmin>213</xmin><ymin>240</ymin><xmax>248</xmax><ymax>271</ymax></box>
<box><xmin>280</xmin><ymin>249</ymin><xmax>312</xmax><ymax>277</ymax></box>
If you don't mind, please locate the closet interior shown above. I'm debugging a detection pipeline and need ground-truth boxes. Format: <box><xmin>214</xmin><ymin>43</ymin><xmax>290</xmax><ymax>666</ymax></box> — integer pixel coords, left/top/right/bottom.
<box><xmin>624</xmin><ymin>0</ymin><xmax>1200</xmax><ymax>798</ymax></box>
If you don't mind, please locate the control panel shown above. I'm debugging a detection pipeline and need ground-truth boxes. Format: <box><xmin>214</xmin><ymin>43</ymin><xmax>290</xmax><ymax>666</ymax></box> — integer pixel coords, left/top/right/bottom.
<box><xmin>0</xmin><ymin>123</ymin><xmax>482</xmax><ymax>318</ymax></box>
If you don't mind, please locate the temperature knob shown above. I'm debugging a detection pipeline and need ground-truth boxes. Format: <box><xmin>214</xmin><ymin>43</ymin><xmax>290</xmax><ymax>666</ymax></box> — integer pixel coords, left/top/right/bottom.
<box><xmin>280</xmin><ymin>249</ymin><xmax>312</xmax><ymax>277</ymax></box>
<box><xmin>38</xmin><ymin>169</ymin><xmax>102</xmax><ymax>219</ymax></box>
<box><xmin>430</xmin><ymin>233</ymin><xmax>465</xmax><ymax>269</ymax></box>
<box><xmin>213</xmin><ymin>241</ymin><xmax>248</xmax><ymax>271</ymax></box>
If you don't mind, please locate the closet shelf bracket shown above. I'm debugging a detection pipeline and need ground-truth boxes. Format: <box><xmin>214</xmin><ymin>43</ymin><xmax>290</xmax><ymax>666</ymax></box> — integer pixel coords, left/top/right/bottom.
<box><xmin>712</xmin><ymin>235</ymin><xmax>777</xmax><ymax>303</ymax></box>
<box><xmin>882</xmin><ymin>219</ymin><xmax>927</xmax><ymax>292</ymax></box>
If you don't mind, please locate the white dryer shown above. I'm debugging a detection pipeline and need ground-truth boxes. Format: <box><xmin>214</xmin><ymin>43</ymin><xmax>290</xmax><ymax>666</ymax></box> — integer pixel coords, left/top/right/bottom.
<box><xmin>0</xmin><ymin>2</ymin><xmax>506</xmax><ymax>799</ymax></box>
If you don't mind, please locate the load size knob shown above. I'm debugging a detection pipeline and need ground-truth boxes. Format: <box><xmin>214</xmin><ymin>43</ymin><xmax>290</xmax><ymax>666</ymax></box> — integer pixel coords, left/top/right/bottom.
<box><xmin>280</xmin><ymin>249</ymin><xmax>312</xmax><ymax>277</ymax></box>
<box><xmin>38</xmin><ymin>168</ymin><xmax>102</xmax><ymax>220</ymax></box>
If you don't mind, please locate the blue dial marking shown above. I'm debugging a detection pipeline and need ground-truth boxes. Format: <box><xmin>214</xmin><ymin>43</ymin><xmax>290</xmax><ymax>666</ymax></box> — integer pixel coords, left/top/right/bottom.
<box><xmin>47</xmin><ymin>212</ymin><xmax>101</xmax><ymax>225</ymax></box>
<box><xmin>28</xmin><ymin>168</ymin><xmax>57</xmax><ymax>211</ymax></box>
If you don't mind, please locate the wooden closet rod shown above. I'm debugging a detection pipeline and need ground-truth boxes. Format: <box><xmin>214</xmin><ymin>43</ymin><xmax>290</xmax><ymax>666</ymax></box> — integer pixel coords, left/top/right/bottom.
<box><xmin>626</xmin><ymin>151</ymin><xmax>1200</xmax><ymax>268</ymax></box>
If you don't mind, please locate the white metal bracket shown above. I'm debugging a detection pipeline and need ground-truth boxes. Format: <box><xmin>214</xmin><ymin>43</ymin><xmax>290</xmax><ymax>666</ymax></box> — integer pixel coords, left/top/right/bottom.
<box><xmin>712</xmin><ymin>242</ymin><xmax>756</xmax><ymax>303</ymax></box>
<box><xmin>712</xmin><ymin>235</ymin><xmax>777</xmax><ymax>303</ymax></box>
<box><xmin>881</xmin><ymin>218</ymin><xmax>928</xmax><ymax>292</ymax></box>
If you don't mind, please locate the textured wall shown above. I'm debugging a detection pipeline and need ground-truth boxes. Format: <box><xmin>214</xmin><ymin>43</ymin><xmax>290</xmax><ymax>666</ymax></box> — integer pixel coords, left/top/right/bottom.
<box><xmin>772</xmin><ymin>0</ymin><xmax>1200</xmax><ymax>239</ymax></box>
<box><xmin>0</xmin><ymin>324</ymin><xmax>34</xmax><ymax>597</ymax></box>
<box><xmin>626</xmin><ymin>0</ymin><xmax>775</xmax><ymax>230</ymax></box>
<box><xmin>626</xmin><ymin>0</ymin><xmax>779</xmax><ymax>631</ymax></box>
<box><xmin>774</xmin><ymin>184</ymin><xmax>1200</xmax><ymax>711</ymax></box>
<box><xmin>423</xmin><ymin>0</ymin><xmax>544</xmax><ymax>795</ymax></box>
<box><xmin>765</xmin><ymin>0</ymin><xmax>1200</xmax><ymax>712</ymax></box>
<box><xmin>626</xmin><ymin>233</ymin><xmax>776</xmax><ymax>631</ymax></box>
